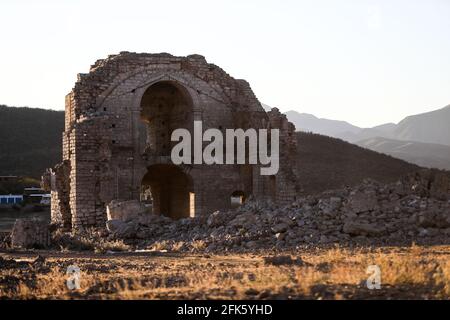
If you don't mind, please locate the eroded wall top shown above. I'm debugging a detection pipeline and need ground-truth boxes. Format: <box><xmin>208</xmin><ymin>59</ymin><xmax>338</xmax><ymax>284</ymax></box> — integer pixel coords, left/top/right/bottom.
<box><xmin>67</xmin><ymin>52</ymin><xmax>266</xmax><ymax>129</ymax></box>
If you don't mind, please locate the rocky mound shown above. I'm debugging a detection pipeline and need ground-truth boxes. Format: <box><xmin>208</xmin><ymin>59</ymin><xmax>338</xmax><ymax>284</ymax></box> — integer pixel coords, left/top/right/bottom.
<box><xmin>5</xmin><ymin>169</ymin><xmax>449</xmax><ymax>252</ymax></box>
<box><xmin>103</xmin><ymin>169</ymin><xmax>450</xmax><ymax>251</ymax></box>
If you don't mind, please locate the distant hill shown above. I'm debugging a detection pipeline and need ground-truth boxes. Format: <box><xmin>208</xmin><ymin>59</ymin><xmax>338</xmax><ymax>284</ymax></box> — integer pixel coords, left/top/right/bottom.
<box><xmin>285</xmin><ymin>111</ymin><xmax>360</xmax><ymax>138</ymax></box>
<box><xmin>356</xmin><ymin>137</ymin><xmax>450</xmax><ymax>171</ymax></box>
<box><xmin>392</xmin><ymin>105</ymin><xmax>450</xmax><ymax>146</ymax></box>
<box><xmin>286</xmin><ymin>104</ymin><xmax>450</xmax><ymax>145</ymax></box>
<box><xmin>0</xmin><ymin>104</ymin><xmax>423</xmax><ymax>195</ymax></box>
<box><xmin>295</xmin><ymin>132</ymin><xmax>419</xmax><ymax>195</ymax></box>
<box><xmin>0</xmin><ymin>105</ymin><xmax>64</xmax><ymax>178</ymax></box>
<box><xmin>283</xmin><ymin>104</ymin><xmax>450</xmax><ymax>170</ymax></box>
<box><xmin>335</xmin><ymin>125</ymin><xmax>395</xmax><ymax>143</ymax></box>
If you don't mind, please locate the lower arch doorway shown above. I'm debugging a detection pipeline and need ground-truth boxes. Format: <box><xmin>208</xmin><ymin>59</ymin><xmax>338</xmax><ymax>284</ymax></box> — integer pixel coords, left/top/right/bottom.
<box><xmin>141</xmin><ymin>164</ymin><xmax>194</xmax><ymax>219</ymax></box>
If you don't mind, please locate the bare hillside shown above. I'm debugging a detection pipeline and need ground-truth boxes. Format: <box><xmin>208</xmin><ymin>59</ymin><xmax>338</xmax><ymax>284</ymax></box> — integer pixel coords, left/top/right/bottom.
<box><xmin>295</xmin><ymin>132</ymin><xmax>420</xmax><ymax>194</ymax></box>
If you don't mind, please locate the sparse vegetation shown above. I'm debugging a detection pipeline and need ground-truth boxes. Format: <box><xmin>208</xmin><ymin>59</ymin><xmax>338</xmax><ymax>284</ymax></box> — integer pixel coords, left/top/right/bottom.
<box><xmin>0</xmin><ymin>245</ymin><xmax>449</xmax><ymax>299</ymax></box>
<box><xmin>190</xmin><ymin>240</ymin><xmax>207</xmax><ymax>252</ymax></box>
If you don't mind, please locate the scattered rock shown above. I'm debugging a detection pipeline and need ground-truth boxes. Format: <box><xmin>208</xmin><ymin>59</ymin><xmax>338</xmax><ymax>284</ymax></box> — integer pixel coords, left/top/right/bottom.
<box><xmin>245</xmin><ymin>288</ymin><xmax>259</xmax><ymax>296</ymax></box>
<box><xmin>271</xmin><ymin>223</ymin><xmax>289</xmax><ymax>234</ymax></box>
<box><xmin>263</xmin><ymin>255</ymin><xmax>304</xmax><ymax>266</ymax></box>
<box><xmin>257</xmin><ymin>289</ymin><xmax>272</xmax><ymax>299</ymax></box>
<box><xmin>106</xmin><ymin>219</ymin><xmax>126</xmax><ymax>233</ymax></box>
<box><xmin>207</xmin><ymin>211</ymin><xmax>222</xmax><ymax>227</ymax></box>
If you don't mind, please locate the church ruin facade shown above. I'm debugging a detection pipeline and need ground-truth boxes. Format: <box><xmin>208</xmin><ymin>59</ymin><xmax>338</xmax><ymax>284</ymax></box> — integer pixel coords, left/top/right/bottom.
<box><xmin>44</xmin><ymin>52</ymin><xmax>299</xmax><ymax>231</ymax></box>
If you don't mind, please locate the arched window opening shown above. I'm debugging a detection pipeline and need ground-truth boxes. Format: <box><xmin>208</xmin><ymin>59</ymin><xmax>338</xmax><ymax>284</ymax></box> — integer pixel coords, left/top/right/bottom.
<box><xmin>231</xmin><ymin>190</ymin><xmax>246</xmax><ymax>208</ymax></box>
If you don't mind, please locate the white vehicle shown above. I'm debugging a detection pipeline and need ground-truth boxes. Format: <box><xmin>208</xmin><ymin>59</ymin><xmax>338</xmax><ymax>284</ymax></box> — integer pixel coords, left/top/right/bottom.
<box><xmin>39</xmin><ymin>194</ymin><xmax>51</xmax><ymax>206</ymax></box>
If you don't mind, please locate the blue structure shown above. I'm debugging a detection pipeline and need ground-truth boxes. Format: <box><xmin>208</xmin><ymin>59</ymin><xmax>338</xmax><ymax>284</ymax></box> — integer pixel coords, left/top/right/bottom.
<box><xmin>0</xmin><ymin>195</ymin><xmax>23</xmax><ymax>205</ymax></box>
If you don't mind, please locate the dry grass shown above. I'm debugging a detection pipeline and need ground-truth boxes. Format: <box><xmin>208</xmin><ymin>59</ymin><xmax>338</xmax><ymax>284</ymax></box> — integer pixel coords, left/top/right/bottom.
<box><xmin>1</xmin><ymin>245</ymin><xmax>449</xmax><ymax>299</ymax></box>
<box><xmin>53</xmin><ymin>229</ymin><xmax>131</xmax><ymax>253</ymax></box>
<box><xmin>190</xmin><ymin>240</ymin><xmax>207</xmax><ymax>252</ymax></box>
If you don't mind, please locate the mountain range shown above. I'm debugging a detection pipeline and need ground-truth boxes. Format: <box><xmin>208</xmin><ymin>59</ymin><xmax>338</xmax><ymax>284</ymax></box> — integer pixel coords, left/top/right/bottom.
<box><xmin>284</xmin><ymin>105</ymin><xmax>450</xmax><ymax>170</ymax></box>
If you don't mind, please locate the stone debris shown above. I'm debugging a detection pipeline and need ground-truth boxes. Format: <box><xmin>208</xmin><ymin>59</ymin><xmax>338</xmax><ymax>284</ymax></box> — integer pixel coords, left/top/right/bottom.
<box><xmin>7</xmin><ymin>169</ymin><xmax>447</xmax><ymax>252</ymax></box>
<box><xmin>345</xmin><ymin>190</ymin><xmax>378</xmax><ymax>213</ymax></box>
<box><xmin>102</xmin><ymin>170</ymin><xmax>450</xmax><ymax>251</ymax></box>
<box><xmin>11</xmin><ymin>218</ymin><xmax>51</xmax><ymax>249</ymax></box>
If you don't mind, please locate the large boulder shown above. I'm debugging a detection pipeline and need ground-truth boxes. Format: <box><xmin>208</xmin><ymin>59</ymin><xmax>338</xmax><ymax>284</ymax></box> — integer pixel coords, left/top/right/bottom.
<box><xmin>106</xmin><ymin>219</ymin><xmax>138</xmax><ymax>238</ymax></box>
<box><xmin>11</xmin><ymin>219</ymin><xmax>51</xmax><ymax>248</ymax></box>
<box><xmin>106</xmin><ymin>219</ymin><xmax>127</xmax><ymax>232</ymax></box>
<box><xmin>106</xmin><ymin>200</ymin><xmax>148</xmax><ymax>222</ymax></box>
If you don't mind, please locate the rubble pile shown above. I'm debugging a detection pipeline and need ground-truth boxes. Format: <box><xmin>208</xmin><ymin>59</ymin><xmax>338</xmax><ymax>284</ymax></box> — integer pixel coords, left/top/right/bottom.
<box><xmin>104</xmin><ymin>170</ymin><xmax>450</xmax><ymax>251</ymax></box>
<box><xmin>5</xmin><ymin>170</ymin><xmax>449</xmax><ymax>252</ymax></box>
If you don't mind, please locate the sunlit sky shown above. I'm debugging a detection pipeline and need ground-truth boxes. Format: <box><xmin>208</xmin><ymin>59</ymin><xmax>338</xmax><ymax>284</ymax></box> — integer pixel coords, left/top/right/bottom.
<box><xmin>1</xmin><ymin>0</ymin><xmax>450</xmax><ymax>127</ymax></box>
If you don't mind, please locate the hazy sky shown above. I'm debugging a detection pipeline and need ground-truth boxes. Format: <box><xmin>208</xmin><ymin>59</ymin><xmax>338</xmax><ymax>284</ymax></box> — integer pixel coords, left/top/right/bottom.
<box><xmin>1</xmin><ymin>0</ymin><xmax>450</xmax><ymax>127</ymax></box>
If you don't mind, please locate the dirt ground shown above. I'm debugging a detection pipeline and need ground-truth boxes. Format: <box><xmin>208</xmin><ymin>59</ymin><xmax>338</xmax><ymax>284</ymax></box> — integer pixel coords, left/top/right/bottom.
<box><xmin>0</xmin><ymin>245</ymin><xmax>449</xmax><ymax>300</ymax></box>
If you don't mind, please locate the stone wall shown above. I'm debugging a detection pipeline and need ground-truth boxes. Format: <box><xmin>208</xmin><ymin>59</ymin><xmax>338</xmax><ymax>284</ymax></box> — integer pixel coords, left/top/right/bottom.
<box><xmin>266</xmin><ymin>108</ymin><xmax>299</xmax><ymax>205</ymax></box>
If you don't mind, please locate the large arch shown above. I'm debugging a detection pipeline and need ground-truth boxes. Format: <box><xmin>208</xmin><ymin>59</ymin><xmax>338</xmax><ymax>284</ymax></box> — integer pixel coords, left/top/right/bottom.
<box><xmin>141</xmin><ymin>164</ymin><xmax>194</xmax><ymax>219</ymax></box>
<box><xmin>140</xmin><ymin>81</ymin><xmax>194</xmax><ymax>156</ymax></box>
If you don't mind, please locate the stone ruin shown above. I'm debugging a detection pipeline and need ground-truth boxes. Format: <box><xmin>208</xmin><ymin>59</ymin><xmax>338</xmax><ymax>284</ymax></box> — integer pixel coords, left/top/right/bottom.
<box><xmin>43</xmin><ymin>52</ymin><xmax>300</xmax><ymax>232</ymax></box>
